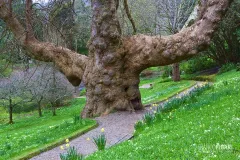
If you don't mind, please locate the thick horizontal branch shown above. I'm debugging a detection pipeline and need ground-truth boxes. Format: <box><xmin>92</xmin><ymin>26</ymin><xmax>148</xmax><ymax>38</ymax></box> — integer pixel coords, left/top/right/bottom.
<box><xmin>123</xmin><ymin>0</ymin><xmax>233</xmax><ymax>73</ymax></box>
<box><xmin>0</xmin><ymin>1</ymin><xmax>88</xmax><ymax>86</ymax></box>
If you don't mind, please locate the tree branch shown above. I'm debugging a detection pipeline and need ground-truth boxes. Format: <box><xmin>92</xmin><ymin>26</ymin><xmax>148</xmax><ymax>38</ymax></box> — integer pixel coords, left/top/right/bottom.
<box><xmin>0</xmin><ymin>1</ymin><xmax>88</xmax><ymax>86</ymax></box>
<box><xmin>123</xmin><ymin>0</ymin><xmax>233</xmax><ymax>73</ymax></box>
<box><xmin>123</xmin><ymin>0</ymin><xmax>137</xmax><ymax>34</ymax></box>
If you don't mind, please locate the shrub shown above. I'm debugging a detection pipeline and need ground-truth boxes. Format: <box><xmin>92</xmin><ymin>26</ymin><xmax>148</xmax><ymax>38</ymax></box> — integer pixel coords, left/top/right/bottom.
<box><xmin>181</xmin><ymin>55</ymin><xmax>217</xmax><ymax>74</ymax></box>
<box><xmin>237</xmin><ymin>63</ymin><xmax>240</xmax><ymax>71</ymax></box>
<box><xmin>60</xmin><ymin>147</ymin><xmax>83</xmax><ymax>160</ymax></box>
<box><xmin>219</xmin><ymin>63</ymin><xmax>236</xmax><ymax>74</ymax></box>
<box><xmin>162</xmin><ymin>66</ymin><xmax>171</xmax><ymax>78</ymax></box>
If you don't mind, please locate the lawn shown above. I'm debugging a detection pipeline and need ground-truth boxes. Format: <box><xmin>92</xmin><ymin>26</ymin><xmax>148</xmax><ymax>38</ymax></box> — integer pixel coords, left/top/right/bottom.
<box><xmin>140</xmin><ymin>76</ymin><xmax>195</xmax><ymax>104</ymax></box>
<box><xmin>0</xmin><ymin>98</ymin><xmax>97</xmax><ymax>160</ymax></box>
<box><xmin>86</xmin><ymin>70</ymin><xmax>240</xmax><ymax>159</ymax></box>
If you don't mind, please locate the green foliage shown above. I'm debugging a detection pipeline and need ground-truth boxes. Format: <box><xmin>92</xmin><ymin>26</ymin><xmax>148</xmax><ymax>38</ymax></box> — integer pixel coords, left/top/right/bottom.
<box><xmin>0</xmin><ymin>98</ymin><xmax>96</xmax><ymax>160</ymax></box>
<box><xmin>182</xmin><ymin>74</ymin><xmax>216</xmax><ymax>82</ymax></box>
<box><xmin>86</xmin><ymin>70</ymin><xmax>240</xmax><ymax>159</ymax></box>
<box><xmin>73</xmin><ymin>115</ymin><xmax>86</xmax><ymax>125</ymax></box>
<box><xmin>219</xmin><ymin>63</ymin><xmax>236</xmax><ymax>74</ymax></box>
<box><xmin>142</xmin><ymin>112</ymin><xmax>155</xmax><ymax>126</ymax></box>
<box><xmin>237</xmin><ymin>63</ymin><xmax>240</xmax><ymax>71</ymax></box>
<box><xmin>79</xmin><ymin>89</ymin><xmax>86</xmax><ymax>96</ymax></box>
<box><xmin>207</xmin><ymin>0</ymin><xmax>240</xmax><ymax>65</ymax></box>
<box><xmin>93</xmin><ymin>134</ymin><xmax>107</xmax><ymax>151</ymax></box>
<box><xmin>162</xmin><ymin>66</ymin><xmax>171</xmax><ymax>78</ymax></box>
<box><xmin>181</xmin><ymin>55</ymin><xmax>217</xmax><ymax>74</ymax></box>
<box><xmin>134</xmin><ymin>121</ymin><xmax>144</xmax><ymax>135</ymax></box>
<box><xmin>60</xmin><ymin>147</ymin><xmax>84</xmax><ymax>160</ymax></box>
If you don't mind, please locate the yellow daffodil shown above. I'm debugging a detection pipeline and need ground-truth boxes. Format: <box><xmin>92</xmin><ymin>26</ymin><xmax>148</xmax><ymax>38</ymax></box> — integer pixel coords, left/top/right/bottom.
<box><xmin>60</xmin><ymin>146</ymin><xmax>64</xmax><ymax>150</ymax></box>
<box><xmin>150</xmin><ymin>107</ymin><xmax>152</xmax><ymax>110</ymax></box>
<box><xmin>65</xmin><ymin>139</ymin><xmax>69</xmax><ymax>143</ymax></box>
<box><xmin>66</xmin><ymin>143</ymin><xmax>70</xmax><ymax>148</ymax></box>
<box><xmin>154</xmin><ymin>111</ymin><xmax>156</xmax><ymax>114</ymax></box>
<box><xmin>86</xmin><ymin>137</ymin><xmax>90</xmax><ymax>141</ymax></box>
<box><xmin>101</xmin><ymin>128</ymin><xmax>105</xmax><ymax>132</ymax></box>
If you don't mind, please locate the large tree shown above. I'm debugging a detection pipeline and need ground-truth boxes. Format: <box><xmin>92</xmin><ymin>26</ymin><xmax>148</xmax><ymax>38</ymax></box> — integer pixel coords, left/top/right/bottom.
<box><xmin>0</xmin><ymin>0</ymin><xmax>233</xmax><ymax>117</ymax></box>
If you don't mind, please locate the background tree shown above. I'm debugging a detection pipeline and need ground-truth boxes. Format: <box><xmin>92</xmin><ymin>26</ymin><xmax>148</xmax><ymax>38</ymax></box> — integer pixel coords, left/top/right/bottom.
<box><xmin>0</xmin><ymin>72</ymin><xmax>30</xmax><ymax>124</ymax></box>
<box><xmin>44</xmin><ymin>0</ymin><xmax>75</xmax><ymax>49</ymax></box>
<box><xmin>207</xmin><ymin>0</ymin><xmax>240</xmax><ymax>65</ymax></box>
<box><xmin>0</xmin><ymin>0</ymin><xmax>233</xmax><ymax>117</ymax></box>
<box><xmin>27</xmin><ymin>63</ymin><xmax>74</xmax><ymax>117</ymax></box>
<box><xmin>155</xmin><ymin>0</ymin><xmax>197</xmax><ymax>81</ymax></box>
<box><xmin>45</xmin><ymin>64</ymin><xmax>74</xmax><ymax>116</ymax></box>
<box><xmin>27</xmin><ymin>65</ymin><xmax>51</xmax><ymax>117</ymax></box>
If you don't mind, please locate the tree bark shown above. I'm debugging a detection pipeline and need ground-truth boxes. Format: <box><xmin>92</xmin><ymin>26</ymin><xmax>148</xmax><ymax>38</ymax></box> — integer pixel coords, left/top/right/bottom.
<box><xmin>37</xmin><ymin>99</ymin><xmax>42</xmax><ymax>117</ymax></box>
<box><xmin>81</xmin><ymin>0</ymin><xmax>143</xmax><ymax>117</ymax></box>
<box><xmin>172</xmin><ymin>63</ymin><xmax>180</xmax><ymax>81</ymax></box>
<box><xmin>52</xmin><ymin>103</ymin><xmax>56</xmax><ymax>116</ymax></box>
<box><xmin>9</xmin><ymin>98</ymin><xmax>13</xmax><ymax>124</ymax></box>
<box><xmin>0</xmin><ymin>0</ymin><xmax>233</xmax><ymax>117</ymax></box>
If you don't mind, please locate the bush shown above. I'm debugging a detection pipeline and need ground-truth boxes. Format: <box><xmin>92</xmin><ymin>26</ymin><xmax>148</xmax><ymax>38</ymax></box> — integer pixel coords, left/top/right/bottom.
<box><xmin>182</xmin><ymin>74</ymin><xmax>215</xmax><ymax>82</ymax></box>
<box><xmin>219</xmin><ymin>63</ymin><xmax>236</xmax><ymax>74</ymax></box>
<box><xmin>237</xmin><ymin>63</ymin><xmax>240</xmax><ymax>71</ymax></box>
<box><xmin>181</xmin><ymin>55</ymin><xmax>217</xmax><ymax>74</ymax></box>
<box><xmin>162</xmin><ymin>66</ymin><xmax>171</xmax><ymax>78</ymax></box>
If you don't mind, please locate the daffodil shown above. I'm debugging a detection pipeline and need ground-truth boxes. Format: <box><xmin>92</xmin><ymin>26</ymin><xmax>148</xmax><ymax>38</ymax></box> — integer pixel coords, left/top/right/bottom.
<box><xmin>101</xmin><ymin>128</ymin><xmax>105</xmax><ymax>132</ymax></box>
<box><xmin>60</xmin><ymin>146</ymin><xmax>64</xmax><ymax>150</ymax></box>
<box><xmin>154</xmin><ymin>111</ymin><xmax>156</xmax><ymax>114</ymax></box>
<box><xmin>86</xmin><ymin>137</ymin><xmax>90</xmax><ymax>141</ymax></box>
<box><xmin>65</xmin><ymin>139</ymin><xmax>69</xmax><ymax>143</ymax></box>
<box><xmin>66</xmin><ymin>143</ymin><xmax>70</xmax><ymax>148</ymax></box>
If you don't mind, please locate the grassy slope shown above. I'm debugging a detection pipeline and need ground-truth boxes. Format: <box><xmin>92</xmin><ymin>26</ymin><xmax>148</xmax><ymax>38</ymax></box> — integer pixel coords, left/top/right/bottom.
<box><xmin>86</xmin><ymin>70</ymin><xmax>240</xmax><ymax>159</ymax></box>
<box><xmin>0</xmin><ymin>98</ymin><xmax>96</xmax><ymax>160</ymax></box>
<box><xmin>0</xmin><ymin>73</ymin><xmax>196</xmax><ymax>160</ymax></box>
<box><xmin>140</xmin><ymin>76</ymin><xmax>195</xmax><ymax>104</ymax></box>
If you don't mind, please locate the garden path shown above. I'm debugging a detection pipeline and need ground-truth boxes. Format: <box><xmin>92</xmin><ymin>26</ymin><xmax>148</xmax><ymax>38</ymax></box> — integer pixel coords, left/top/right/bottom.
<box><xmin>30</xmin><ymin>82</ymin><xmax>206</xmax><ymax>160</ymax></box>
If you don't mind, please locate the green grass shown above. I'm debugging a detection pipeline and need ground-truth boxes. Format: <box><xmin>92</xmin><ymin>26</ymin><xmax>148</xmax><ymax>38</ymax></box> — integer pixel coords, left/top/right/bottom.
<box><xmin>140</xmin><ymin>77</ymin><xmax>195</xmax><ymax>104</ymax></box>
<box><xmin>86</xmin><ymin>70</ymin><xmax>240</xmax><ymax>159</ymax></box>
<box><xmin>0</xmin><ymin>98</ymin><xmax>96</xmax><ymax>160</ymax></box>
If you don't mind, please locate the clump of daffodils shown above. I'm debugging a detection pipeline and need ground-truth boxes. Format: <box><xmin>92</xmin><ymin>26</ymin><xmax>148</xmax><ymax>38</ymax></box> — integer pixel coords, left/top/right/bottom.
<box><xmin>60</xmin><ymin>139</ymin><xmax>70</xmax><ymax>150</ymax></box>
<box><xmin>59</xmin><ymin>139</ymin><xmax>83</xmax><ymax>160</ymax></box>
<box><xmin>92</xmin><ymin>128</ymin><xmax>107</xmax><ymax>151</ymax></box>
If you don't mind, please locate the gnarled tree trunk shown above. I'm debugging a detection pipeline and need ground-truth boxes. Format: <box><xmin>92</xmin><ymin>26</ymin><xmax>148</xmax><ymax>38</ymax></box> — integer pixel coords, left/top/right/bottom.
<box><xmin>0</xmin><ymin>0</ymin><xmax>233</xmax><ymax>118</ymax></box>
<box><xmin>81</xmin><ymin>0</ymin><xmax>143</xmax><ymax>117</ymax></box>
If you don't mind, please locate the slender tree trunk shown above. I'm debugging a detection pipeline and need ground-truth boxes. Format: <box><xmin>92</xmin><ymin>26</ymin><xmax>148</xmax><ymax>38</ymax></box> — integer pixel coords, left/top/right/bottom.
<box><xmin>9</xmin><ymin>98</ymin><xmax>13</xmax><ymax>124</ymax></box>
<box><xmin>172</xmin><ymin>63</ymin><xmax>180</xmax><ymax>81</ymax></box>
<box><xmin>37</xmin><ymin>100</ymin><xmax>42</xmax><ymax>117</ymax></box>
<box><xmin>51</xmin><ymin>102</ymin><xmax>56</xmax><ymax>116</ymax></box>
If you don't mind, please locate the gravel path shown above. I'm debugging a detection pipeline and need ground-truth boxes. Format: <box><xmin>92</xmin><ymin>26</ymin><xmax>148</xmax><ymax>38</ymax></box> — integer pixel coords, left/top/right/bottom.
<box><xmin>30</xmin><ymin>82</ymin><xmax>206</xmax><ymax>160</ymax></box>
